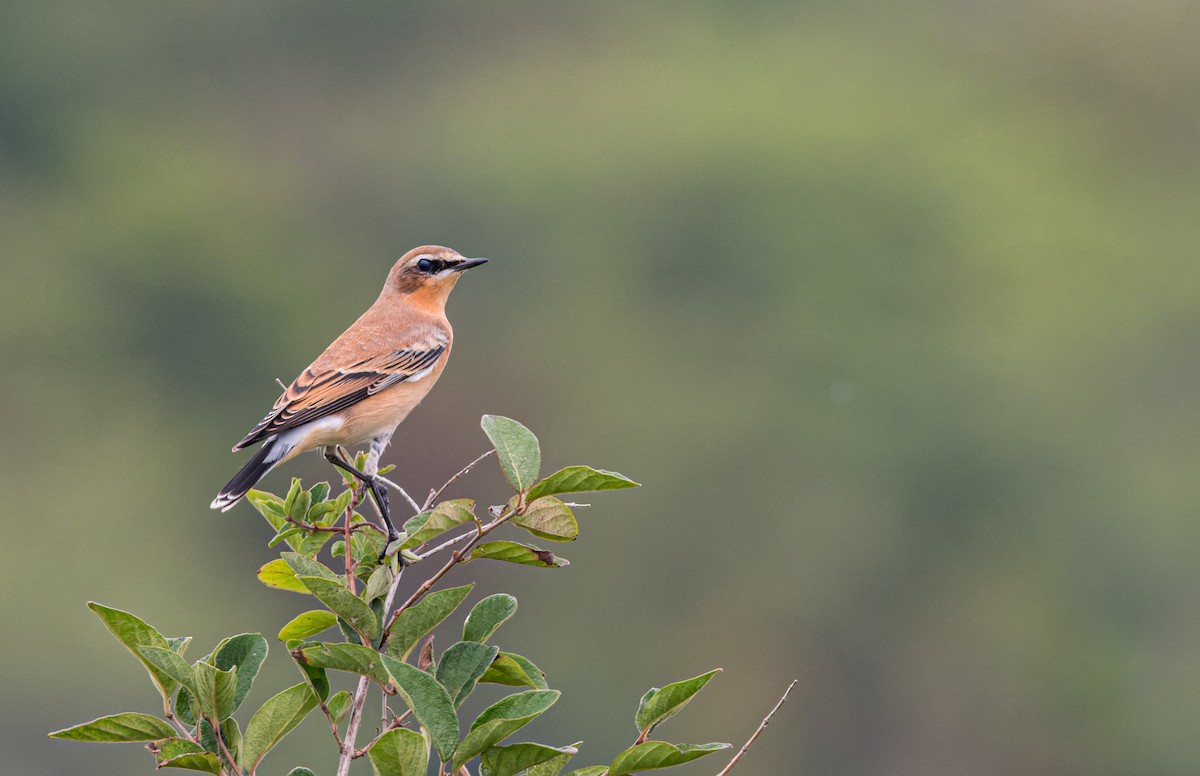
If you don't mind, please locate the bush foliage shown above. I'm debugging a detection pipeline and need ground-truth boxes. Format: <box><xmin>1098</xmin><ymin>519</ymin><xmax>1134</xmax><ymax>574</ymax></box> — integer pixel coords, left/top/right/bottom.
<box><xmin>51</xmin><ymin>416</ymin><xmax>756</xmax><ymax>776</ymax></box>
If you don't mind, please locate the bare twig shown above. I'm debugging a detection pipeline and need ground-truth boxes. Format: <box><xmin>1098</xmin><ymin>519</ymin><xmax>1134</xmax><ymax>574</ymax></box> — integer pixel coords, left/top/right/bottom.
<box><xmin>414</xmin><ymin>528</ymin><xmax>476</xmax><ymax>560</ymax></box>
<box><xmin>284</xmin><ymin>513</ymin><xmax>383</xmax><ymax>535</ymax></box>
<box><xmin>336</xmin><ymin>675</ymin><xmax>372</xmax><ymax>776</ymax></box>
<box><xmin>163</xmin><ymin>711</ymin><xmax>199</xmax><ymax>745</ymax></box>
<box><xmin>354</xmin><ymin>708</ymin><xmax>413</xmax><ymax>758</ymax></box>
<box><xmin>343</xmin><ymin>487</ymin><xmax>359</xmax><ymax>593</ymax></box>
<box><xmin>715</xmin><ymin>680</ymin><xmax>798</xmax><ymax>776</ymax></box>
<box><xmin>383</xmin><ymin>549</ymin><xmax>471</xmax><ymax>643</ymax></box>
<box><xmin>379</xmin><ymin>476</ymin><xmax>423</xmax><ymax>514</ymax></box>
<box><xmin>316</xmin><ymin>697</ymin><xmax>345</xmax><ymax>749</ymax></box>
<box><xmin>275</xmin><ymin>377</ymin><xmax>288</xmax><ymax>390</ymax></box>
<box><xmin>336</xmin><ymin>552</ymin><xmax>410</xmax><ymax>774</ymax></box>
<box><xmin>423</xmin><ymin>449</ymin><xmax>495</xmax><ymax>510</ymax></box>
<box><xmin>335</xmin><ymin>449</ymin><xmax>503</xmax><ymax>769</ymax></box>
<box><xmin>380</xmin><ymin>502</ymin><xmax>520</xmax><ymax>647</ymax></box>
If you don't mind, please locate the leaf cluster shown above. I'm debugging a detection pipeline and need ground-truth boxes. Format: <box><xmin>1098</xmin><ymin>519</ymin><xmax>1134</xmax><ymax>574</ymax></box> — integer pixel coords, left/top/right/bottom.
<box><xmin>51</xmin><ymin>416</ymin><xmax>741</xmax><ymax>775</ymax></box>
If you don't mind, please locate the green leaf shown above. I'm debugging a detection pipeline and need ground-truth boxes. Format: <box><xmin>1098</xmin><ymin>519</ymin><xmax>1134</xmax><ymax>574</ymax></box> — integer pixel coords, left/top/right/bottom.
<box><xmin>435</xmin><ymin>641</ymin><xmax>500</xmax><ymax>707</ymax></box>
<box><xmin>213</xmin><ymin>633</ymin><xmax>269</xmax><ymax>716</ymax></box>
<box><xmin>283</xmin><ymin>478</ymin><xmax>303</xmax><ymax>519</ymax></box>
<box><xmin>147</xmin><ymin>738</ymin><xmax>222</xmax><ymax>773</ymax></box>
<box><xmin>367</xmin><ymin>727</ymin><xmax>429</xmax><ymax>776</ymax></box>
<box><xmin>166</xmin><ymin>636</ymin><xmax>192</xmax><ymax>655</ymax></box>
<box><xmin>298</xmin><ymin>576</ymin><xmax>380</xmax><ymax>643</ymax></box>
<box><xmin>193</xmin><ymin>661</ymin><xmax>239</xmax><ymax>721</ymax></box>
<box><xmin>292</xmin><ymin>642</ymin><xmax>392</xmax><ymax>689</ymax></box>
<box><xmin>481</xmin><ymin>415</ymin><xmax>541</xmax><ymax>493</ymax></box>
<box><xmin>137</xmin><ymin>646</ymin><xmax>198</xmax><ymax>696</ymax></box>
<box><xmin>269</xmin><ymin>525</ymin><xmax>308</xmax><ymax>548</ymax></box>
<box><xmin>469</xmin><ymin>541</ymin><xmax>569</xmax><ymax>568</ymax></box>
<box><xmin>240</xmin><ymin>683</ymin><xmax>319</xmax><ymax>770</ymax></box>
<box><xmin>330</xmin><ymin>487</ymin><xmax>354</xmax><ymax>519</ymax></box>
<box><xmin>199</xmin><ymin>719</ymin><xmax>225</xmax><ymax>762</ymax></box>
<box><xmin>522</xmin><ymin>747</ymin><xmax>582</xmax><ymax>776</ymax></box>
<box><xmin>174</xmin><ymin>687</ymin><xmax>198</xmax><ymax>726</ymax></box>
<box><xmin>562</xmin><ymin>768</ymin><xmax>609</xmax><ymax>776</ymax></box>
<box><xmin>526</xmin><ymin>466</ymin><xmax>639</xmax><ymax>501</ymax></box>
<box><xmin>307</xmin><ymin>499</ymin><xmax>336</xmax><ymax>522</ymax></box>
<box><xmin>296</xmin><ymin>529</ymin><xmax>335</xmax><ymax>556</ymax></box>
<box><xmin>452</xmin><ymin>690</ymin><xmax>561</xmax><ymax>769</ymax></box>
<box><xmin>480</xmin><ymin>743</ymin><xmax>578</xmax><ymax>776</ymax></box>
<box><xmin>309</xmin><ymin>481</ymin><xmax>331</xmax><ymax>505</ymax></box>
<box><xmin>278</xmin><ymin>610</ymin><xmax>339</xmax><ymax>641</ymax></box>
<box><xmin>634</xmin><ymin>669</ymin><xmax>721</xmax><ymax>736</ymax></box>
<box><xmin>294</xmin><ymin>653</ymin><xmax>331</xmax><ymax>702</ymax></box>
<box><xmin>608</xmin><ymin>741</ymin><xmax>730</xmax><ymax>775</ymax></box>
<box><xmin>363</xmin><ymin>564</ymin><xmax>394</xmax><ymax>603</ymax></box>
<box><xmin>387</xmin><ymin>584</ymin><xmax>475</xmax><ymax>661</ymax></box>
<box><xmin>326</xmin><ymin>690</ymin><xmax>353</xmax><ymax>724</ymax></box>
<box><xmin>257</xmin><ymin>558</ymin><xmax>312</xmax><ymax>594</ymax></box>
<box><xmin>287</xmin><ymin>769</ymin><xmax>317</xmax><ymax>776</ymax></box>
<box><xmin>281</xmin><ymin>552</ymin><xmax>338</xmax><ymax>580</ymax></box>
<box><xmin>397</xmin><ymin>499</ymin><xmax>476</xmax><ymax>551</ymax></box>
<box><xmin>246</xmin><ymin>490</ymin><xmax>288</xmax><ymax>531</ymax></box>
<box><xmin>511</xmin><ymin>497</ymin><xmax>578</xmax><ymax>542</ymax></box>
<box><xmin>87</xmin><ymin>602</ymin><xmax>181</xmax><ymax>703</ymax></box>
<box><xmin>480</xmin><ymin>652</ymin><xmax>548</xmax><ymax>690</ymax></box>
<box><xmin>463</xmin><ymin>593</ymin><xmax>518</xmax><ymax>643</ymax></box>
<box><xmin>380</xmin><ymin>654</ymin><xmax>459</xmax><ymax>762</ymax></box>
<box><xmin>289</xmin><ymin>490</ymin><xmax>313</xmax><ymax>524</ymax></box>
<box><xmin>350</xmin><ymin>526</ymin><xmax>387</xmax><ymax>563</ymax></box>
<box><xmin>48</xmin><ymin>712</ymin><xmax>177</xmax><ymax>742</ymax></box>
<box><xmin>337</xmin><ymin>616</ymin><xmax>364</xmax><ymax>646</ymax></box>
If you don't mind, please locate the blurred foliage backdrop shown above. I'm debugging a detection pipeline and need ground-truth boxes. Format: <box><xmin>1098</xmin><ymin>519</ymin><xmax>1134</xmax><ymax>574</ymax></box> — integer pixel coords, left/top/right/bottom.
<box><xmin>4</xmin><ymin>1</ymin><xmax>1200</xmax><ymax>774</ymax></box>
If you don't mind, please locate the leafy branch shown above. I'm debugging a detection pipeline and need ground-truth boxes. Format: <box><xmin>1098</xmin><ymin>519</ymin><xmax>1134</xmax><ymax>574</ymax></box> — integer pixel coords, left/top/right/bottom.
<box><xmin>51</xmin><ymin>415</ymin><xmax>792</xmax><ymax>776</ymax></box>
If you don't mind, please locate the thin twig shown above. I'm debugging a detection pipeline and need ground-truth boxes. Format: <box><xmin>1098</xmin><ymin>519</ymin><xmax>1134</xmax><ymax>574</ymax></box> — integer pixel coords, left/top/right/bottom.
<box><xmin>316</xmin><ymin>697</ymin><xmax>345</xmax><ymax>749</ymax></box>
<box><xmin>164</xmin><ymin>712</ymin><xmax>199</xmax><ymax>745</ymax></box>
<box><xmin>379</xmin><ymin>476</ymin><xmax>423</xmax><ymax>513</ymax></box>
<box><xmin>423</xmin><ymin>449</ymin><xmax>495</xmax><ymax>510</ymax></box>
<box><xmin>383</xmin><ymin>549</ymin><xmax>471</xmax><ymax>646</ymax></box>
<box><xmin>336</xmin><ymin>675</ymin><xmax>372</xmax><ymax>776</ymax></box>
<box><xmin>207</xmin><ymin>715</ymin><xmax>242</xmax><ymax>776</ymax></box>
<box><xmin>336</xmin><ymin>449</ymin><xmax>501</xmax><ymax>767</ymax></box>
<box><xmin>284</xmin><ymin>513</ymin><xmax>382</xmax><ymax>535</ymax></box>
<box><xmin>344</xmin><ymin>487</ymin><xmax>359</xmax><ymax>594</ymax></box>
<box><xmin>336</xmin><ymin>555</ymin><xmax>409</xmax><ymax>773</ymax></box>
<box><xmin>380</xmin><ymin>503</ymin><xmax>520</xmax><ymax>647</ymax></box>
<box><xmin>353</xmin><ymin>708</ymin><xmax>413</xmax><ymax>758</ymax></box>
<box><xmin>414</xmin><ymin>528</ymin><xmax>476</xmax><ymax>560</ymax></box>
<box><xmin>714</xmin><ymin>680</ymin><xmax>798</xmax><ymax>776</ymax></box>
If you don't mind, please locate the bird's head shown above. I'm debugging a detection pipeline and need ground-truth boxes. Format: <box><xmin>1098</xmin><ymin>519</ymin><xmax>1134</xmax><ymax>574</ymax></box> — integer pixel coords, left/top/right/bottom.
<box><xmin>385</xmin><ymin>245</ymin><xmax>489</xmax><ymax>310</ymax></box>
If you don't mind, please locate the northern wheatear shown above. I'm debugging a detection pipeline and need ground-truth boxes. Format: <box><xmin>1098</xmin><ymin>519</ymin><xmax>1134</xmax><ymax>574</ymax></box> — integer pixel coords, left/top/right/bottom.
<box><xmin>211</xmin><ymin>245</ymin><xmax>488</xmax><ymax>552</ymax></box>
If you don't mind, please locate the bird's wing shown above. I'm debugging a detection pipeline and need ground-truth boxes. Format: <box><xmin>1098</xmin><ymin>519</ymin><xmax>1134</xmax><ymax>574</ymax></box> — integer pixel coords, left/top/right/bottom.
<box><xmin>233</xmin><ymin>345</ymin><xmax>446</xmax><ymax>450</ymax></box>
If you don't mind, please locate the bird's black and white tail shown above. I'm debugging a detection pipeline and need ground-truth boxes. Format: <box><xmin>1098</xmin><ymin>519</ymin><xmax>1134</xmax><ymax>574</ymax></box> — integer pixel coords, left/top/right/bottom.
<box><xmin>211</xmin><ymin>435</ymin><xmax>291</xmax><ymax>511</ymax></box>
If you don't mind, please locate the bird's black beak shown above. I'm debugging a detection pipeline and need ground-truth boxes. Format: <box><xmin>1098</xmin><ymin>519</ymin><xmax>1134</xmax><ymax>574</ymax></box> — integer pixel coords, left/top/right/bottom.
<box><xmin>453</xmin><ymin>257</ymin><xmax>489</xmax><ymax>272</ymax></box>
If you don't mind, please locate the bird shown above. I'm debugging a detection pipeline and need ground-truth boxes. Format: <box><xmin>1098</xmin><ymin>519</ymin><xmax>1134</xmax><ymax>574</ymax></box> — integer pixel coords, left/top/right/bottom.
<box><xmin>211</xmin><ymin>245</ymin><xmax>488</xmax><ymax>554</ymax></box>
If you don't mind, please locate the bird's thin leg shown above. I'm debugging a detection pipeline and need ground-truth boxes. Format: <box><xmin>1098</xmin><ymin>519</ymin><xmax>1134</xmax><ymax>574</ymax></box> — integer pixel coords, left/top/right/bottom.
<box><xmin>323</xmin><ymin>447</ymin><xmax>401</xmax><ymax>559</ymax></box>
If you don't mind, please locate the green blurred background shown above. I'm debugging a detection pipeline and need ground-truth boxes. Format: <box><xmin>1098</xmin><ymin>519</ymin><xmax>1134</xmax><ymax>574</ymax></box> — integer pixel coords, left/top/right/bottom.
<box><xmin>5</xmin><ymin>1</ymin><xmax>1200</xmax><ymax>774</ymax></box>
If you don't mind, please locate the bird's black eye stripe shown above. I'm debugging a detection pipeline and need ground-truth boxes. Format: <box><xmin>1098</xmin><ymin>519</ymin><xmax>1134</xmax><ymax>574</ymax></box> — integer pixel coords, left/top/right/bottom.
<box><xmin>415</xmin><ymin>258</ymin><xmax>450</xmax><ymax>273</ymax></box>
